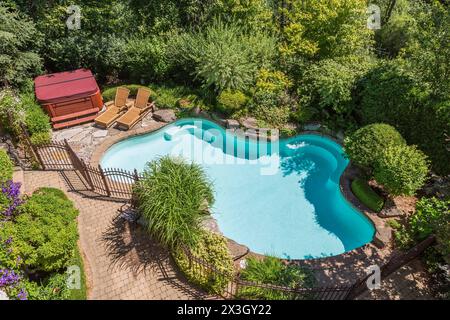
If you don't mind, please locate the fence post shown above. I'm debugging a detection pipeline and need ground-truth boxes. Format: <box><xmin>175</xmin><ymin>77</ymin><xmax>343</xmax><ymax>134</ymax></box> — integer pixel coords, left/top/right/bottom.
<box><xmin>81</xmin><ymin>160</ymin><xmax>94</xmax><ymax>191</ymax></box>
<box><xmin>20</xmin><ymin>123</ymin><xmax>44</xmax><ymax>169</ymax></box>
<box><xmin>98</xmin><ymin>165</ymin><xmax>111</xmax><ymax>197</ymax></box>
<box><xmin>133</xmin><ymin>169</ymin><xmax>140</xmax><ymax>182</ymax></box>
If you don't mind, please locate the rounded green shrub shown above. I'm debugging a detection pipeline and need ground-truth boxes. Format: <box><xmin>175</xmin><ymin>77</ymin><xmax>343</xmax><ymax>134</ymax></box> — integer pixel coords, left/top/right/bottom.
<box><xmin>217</xmin><ymin>89</ymin><xmax>248</xmax><ymax>113</ymax></box>
<box><xmin>134</xmin><ymin>156</ymin><xmax>214</xmax><ymax>248</ymax></box>
<box><xmin>344</xmin><ymin>123</ymin><xmax>406</xmax><ymax>169</ymax></box>
<box><xmin>0</xmin><ymin>149</ymin><xmax>14</xmax><ymax>184</ymax></box>
<box><xmin>1</xmin><ymin>187</ymin><xmax>79</xmax><ymax>272</ymax></box>
<box><xmin>374</xmin><ymin>144</ymin><xmax>429</xmax><ymax>196</ymax></box>
<box><xmin>173</xmin><ymin>231</ymin><xmax>233</xmax><ymax>294</ymax></box>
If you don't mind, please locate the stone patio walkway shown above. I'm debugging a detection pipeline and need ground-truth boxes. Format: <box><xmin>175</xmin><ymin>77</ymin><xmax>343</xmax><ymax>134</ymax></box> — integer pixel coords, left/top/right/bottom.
<box><xmin>23</xmin><ymin>170</ymin><xmax>211</xmax><ymax>300</ymax></box>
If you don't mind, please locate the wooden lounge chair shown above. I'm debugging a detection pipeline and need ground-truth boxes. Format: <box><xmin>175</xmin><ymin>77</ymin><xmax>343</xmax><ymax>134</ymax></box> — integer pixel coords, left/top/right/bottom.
<box><xmin>115</xmin><ymin>88</ymin><xmax>154</xmax><ymax>130</ymax></box>
<box><xmin>94</xmin><ymin>87</ymin><xmax>132</xmax><ymax>129</ymax></box>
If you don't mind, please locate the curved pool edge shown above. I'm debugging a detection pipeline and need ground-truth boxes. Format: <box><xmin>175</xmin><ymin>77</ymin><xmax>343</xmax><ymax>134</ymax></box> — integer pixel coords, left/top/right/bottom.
<box><xmin>90</xmin><ymin>116</ymin><xmax>388</xmax><ymax>261</ymax></box>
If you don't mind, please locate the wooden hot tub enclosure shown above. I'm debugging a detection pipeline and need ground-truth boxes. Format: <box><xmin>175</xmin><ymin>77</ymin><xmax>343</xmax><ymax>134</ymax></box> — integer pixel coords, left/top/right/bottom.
<box><xmin>34</xmin><ymin>69</ymin><xmax>103</xmax><ymax>129</ymax></box>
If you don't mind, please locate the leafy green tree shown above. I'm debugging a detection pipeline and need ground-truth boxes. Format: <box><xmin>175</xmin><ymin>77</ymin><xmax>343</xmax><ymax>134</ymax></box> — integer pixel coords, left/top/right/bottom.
<box><xmin>124</xmin><ymin>36</ymin><xmax>170</xmax><ymax>82</ymax></box>
<box><xmin>170</xmin><ymin>20</ymin><xmax>276</xmax><ymax>92</ymax></box>
<box><xmin>208</xmin><ymin>0</ymin><xmax>275</xmax><ymax>32</ymax></box>
<box><xmin>359</xmin><ymin>59</ymin><xmax>450</xmax><ymax>175</ymax></box>
<box><xmin>404</xmin><ymin>0</ymin><xmax>450</xmax><ymax>100</ymax></box>
<box><xmin>373</xmin><ymin>0</ymin><xmax>417</xmax><ymax>57</ymax></box>
<box><xmin>278</xmin><ymin>0</ymin><xmax>374</xmax><ymax>61</ymax></box>
<box><xmin>0</xmin><ymin>4</ymin><xmax>42</xmax><ymax>88</ymax></box>
<box><xmin>301</xmin><ymin>55</ymin><xmax>375</xmax><ymax>118</ymax></box>
<box><xmin>374</xmin><ymin>144</ymin><xmax>429</xmax><ymax>196</ymax></box>
<box><xmin>344</xmin><ymin>123</ymin><xmax>406</xmax><ymax>169</ymax></box>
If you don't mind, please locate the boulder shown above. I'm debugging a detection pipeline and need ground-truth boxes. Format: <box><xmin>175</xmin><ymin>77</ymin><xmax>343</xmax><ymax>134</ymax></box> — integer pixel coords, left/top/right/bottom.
<box><xmin>153</xmin><ymin>109</ymin><xmax>176</xmax><ymax>123</ymax></box>
<box><xmin>241</xmin><ymin>117</ymin><xmax>258</xmax><ymax>130</ymax></box>
<box><xmin>378</xmin><ymin>206</ymin><xmax>404</xmax><ymax>218</ymax></box>
<box><xmin>304</xmin><ymin>123</ymin><xmax>321</xmax><ymax>131</ymax></box>
<box><xmin>226</xmin><ymin>119</ymin><xmax>240</xmax><ymax>130</ymax></box>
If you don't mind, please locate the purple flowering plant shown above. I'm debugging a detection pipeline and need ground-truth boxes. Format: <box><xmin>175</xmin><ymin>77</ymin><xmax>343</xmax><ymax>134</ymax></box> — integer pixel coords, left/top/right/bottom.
<box><xmin>0</xmin><ymin>180</ymin><xmax>27</xmax><ymax>300</ymax></box>
<box><xmin>1</xmin><ymin>180</ymin><xmax>23</xmax><ymax>219</ymax></box>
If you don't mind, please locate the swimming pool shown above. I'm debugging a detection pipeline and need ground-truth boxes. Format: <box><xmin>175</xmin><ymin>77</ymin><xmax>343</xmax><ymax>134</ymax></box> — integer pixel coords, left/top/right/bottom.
<box><xmin>101</xmin><ymin>118</ymin><xmax>375</xmax><ymax>259</ymax></box>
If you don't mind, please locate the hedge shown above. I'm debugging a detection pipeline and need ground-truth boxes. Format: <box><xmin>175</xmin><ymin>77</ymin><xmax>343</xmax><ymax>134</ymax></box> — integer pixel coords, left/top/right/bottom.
<box><xmin>351</xmin><ymin>178</ymin><xmax>385</xmax><ymax>212</ymax></box>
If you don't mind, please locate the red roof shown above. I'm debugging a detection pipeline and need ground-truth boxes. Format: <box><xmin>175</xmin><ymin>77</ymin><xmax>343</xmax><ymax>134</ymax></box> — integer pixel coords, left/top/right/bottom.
<box><xmin>35</xmin><ymin>69</ymin><xmax>100</xmax><ymax>103</ymax></box>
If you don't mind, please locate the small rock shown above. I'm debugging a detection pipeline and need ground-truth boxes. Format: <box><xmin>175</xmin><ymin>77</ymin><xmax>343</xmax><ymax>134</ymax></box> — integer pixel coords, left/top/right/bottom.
<box><xmin>226</xmin><ymin>119</ymin><xmax>240</xmax><ymax>130</ymax></box>
<box><xmin>153</xmin><ymin>109</ymin><xmax>176</xmax><ymax>123</ymax></box>
<box><xmin>200</xmin><ymin>216</ymin><xmax>221</xmax><ymax>235</ymax></box>
<box><xmin>141</xmin><ymin>118</ymin><xmax>159</xmax><ymax>128</ymax></box>
<box><xmin>241</xmin><ymin>117</ymin><xmax>258</xmax><ymax>130</ymax></box>
<box><xmin>304</xmin><ymin>123</ymin><xmax>321</xmax><ymax>131</ymax></box>
<box><xmin>378</xmin><ymin>206</ymin><xmax>403</xmax><ymax>218</ymax></box>
<box><xmin>92</xmin><ymin>130</ymin><xmax>108</xmax><ymax>138</ymax></box>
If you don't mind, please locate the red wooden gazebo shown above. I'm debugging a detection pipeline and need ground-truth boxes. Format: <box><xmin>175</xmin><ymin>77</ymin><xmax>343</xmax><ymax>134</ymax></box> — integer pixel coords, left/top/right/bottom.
<box><xmin>34</xmin><ymin>69</ymin><xmax>103</xmax><ymax>129</ymax></box>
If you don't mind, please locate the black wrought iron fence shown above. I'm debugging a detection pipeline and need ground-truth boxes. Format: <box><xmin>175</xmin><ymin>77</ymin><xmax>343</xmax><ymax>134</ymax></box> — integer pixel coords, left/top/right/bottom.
<box><xmin>31</xmin><ymin>139</ymin><xmax>142</xmax><ymax>200</ymax></box>
<box><xmin>180</xmin><ymin>246</ymin><xmax>355</xmax><ymax>300</ymax></box>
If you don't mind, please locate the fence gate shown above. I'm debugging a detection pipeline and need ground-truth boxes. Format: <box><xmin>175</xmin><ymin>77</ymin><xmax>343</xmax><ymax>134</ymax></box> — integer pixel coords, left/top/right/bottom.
<box><xmin>33</xmin><ymin>140</ymin><xmax>74</xmax><ymax>170</ymax></box>
<box><xmin>31</xmin><ymin>138</ymin><xmax>141</xmax><ymax>200</ymax></box>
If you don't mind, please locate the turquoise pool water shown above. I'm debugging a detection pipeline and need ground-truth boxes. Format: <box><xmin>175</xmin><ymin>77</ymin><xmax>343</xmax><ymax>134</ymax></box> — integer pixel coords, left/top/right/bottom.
<box><xmin>101</xmin><ymin>118</ymin><xmax>375</xmax><ymax>259</ymax></box>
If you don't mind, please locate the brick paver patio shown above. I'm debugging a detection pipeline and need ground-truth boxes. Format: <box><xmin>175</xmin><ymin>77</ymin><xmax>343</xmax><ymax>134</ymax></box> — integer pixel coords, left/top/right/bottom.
<box><xmin>23</xmin><ymin>170</ymin><xmax>210</xmax><ymax>300</ymax></box>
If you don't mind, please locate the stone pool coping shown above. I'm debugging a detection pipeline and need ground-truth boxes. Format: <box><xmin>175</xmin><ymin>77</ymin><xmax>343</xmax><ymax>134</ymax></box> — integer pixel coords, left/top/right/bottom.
<box><xmin>88</xmin><ymin>116</ymin><xmax>393</xmax><ymax>266</ymax></box>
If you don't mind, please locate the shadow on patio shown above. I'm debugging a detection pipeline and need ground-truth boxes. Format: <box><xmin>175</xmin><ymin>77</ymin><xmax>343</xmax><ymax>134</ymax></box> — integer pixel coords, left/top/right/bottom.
<box><xmin>100</xmin><ymin>207</ymin><xmax>215</xmax><ymax>300</ymax></box>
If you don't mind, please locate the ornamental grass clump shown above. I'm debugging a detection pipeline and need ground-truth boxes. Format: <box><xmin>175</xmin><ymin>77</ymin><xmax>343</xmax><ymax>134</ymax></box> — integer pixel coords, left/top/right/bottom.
<box><xmin>238</xmin><ymin>256</ymin><xmax>315</xmax><ymax>300</ymax></box>
<box><xmin>134</xmin><ymin>156</ymin><xmax>214</xmax><ymax>249</ymax></box>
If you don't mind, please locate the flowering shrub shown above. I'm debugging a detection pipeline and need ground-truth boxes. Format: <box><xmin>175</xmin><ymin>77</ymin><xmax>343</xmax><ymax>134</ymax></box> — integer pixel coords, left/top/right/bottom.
<box><xmin>0</xmin><ymin>187</ymin><xmax>85</xmax><ymax>300</ymax></box>
<box><xmin>1</xmin><ymin>181</ymin><xmax>23</xmax><ymax>219</ymax></box>
<box><xmin>172</xmin><ymin>231</ymin><xmax>234</xmax><ymax>294</ymax></box>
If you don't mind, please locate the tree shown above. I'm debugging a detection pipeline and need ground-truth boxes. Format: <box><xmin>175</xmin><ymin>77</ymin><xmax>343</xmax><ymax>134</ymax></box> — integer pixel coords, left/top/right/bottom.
<box><xmin>373</xmin><ymin>0</ymin><xmax>417</xmax><ymax>57</ymax></box>
<box><xmin>0</xmin><ymin>4</ymin><xmax>42</xmax><ymax>88</ymax></box>
<box><xmin>374</xmin><ymin>144</ymin><xmax>429</xmax><ymax>196</ymax></box>
<box><xmin>344</xmin><ymin>123</ymin><xmax>406</xmax><ymax>169</ymax></box>
<box><xmin>278</xmin><ymin>0</ymin><xmax>374</xmax><ymax>61</ymax></box>
<box><xmin>405</xmin><ymin>1</ymin><xmax>450</xmax><ymax>100</ymax></box>
<box><xmin>170</xmin><ymin>19</ymin><xmax>276</xmax><ymax>92</ymax></box>
<box><xmin>301</xmin><ymin>55</ymin><xmax>375</xmax><ymax>118</ymax></box>
<box><xmin>359</xmin><ymin>59</ymin><xmax>450</xmax><ymax>175</ymax></box>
